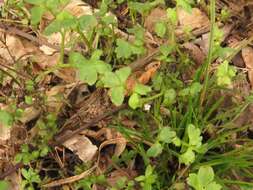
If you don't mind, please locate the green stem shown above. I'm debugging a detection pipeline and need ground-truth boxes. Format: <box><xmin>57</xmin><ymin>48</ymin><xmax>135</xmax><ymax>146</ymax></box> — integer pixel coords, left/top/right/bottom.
<box><xmin>141</xmin><ymin>92</ymin><xmax>163</xmax><ymax>104</ymax></box>
<box><xmin>200</xmin><ymin>0</ymin><xmax>216</xmax><ymax>105</ymax></box>
<box><xmin>59</xmin><ymin>30</ymin><xmax>66</xmax><ymax>64</ymax></box>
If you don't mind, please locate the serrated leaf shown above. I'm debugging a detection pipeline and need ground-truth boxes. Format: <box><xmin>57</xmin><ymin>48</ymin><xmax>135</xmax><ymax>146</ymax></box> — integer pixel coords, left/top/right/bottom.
<box><xmin>102</xmin><ymin>72</ymin><xmax>121</xmax><ymax>88</ymax></box>
<box><xmin>187</xmin><ymin>173</ymin><xmax>199</xmax><ymax>190</ymax></box>
<box><xmin>78</xmin><ymin>15</ymin><xmax>98</xmax><ymax>31</ymax></box>
<box><xmin>115</xmin><ymin>67</ymin><xmax>131</xmax><ymax>84</ymax></box>
<box><xmin>206</xmin><ymin>182</ymin><xmax>222</xmax><ymax>190</ymax></box>
<box><xmin>179</xmin><ymin>148</ymin><xmax>195</xmax><ymax>165</ymax></box>
<box><xmin>198</xmin><ymin>166</ymin><xmax>214</xmax><ymax>187</ymax></box>
<box><xmin>115</xmin><ymin>39</ymin><xmax>133</xmax><ymax>59</ymax></box>
<box><xmin>188</xmin><ymin>124</ymin><xmax>202</xmax><ymax>147</ymax></box>
<box><xmin>109</xmin><ymin>86</ymin><xmax>125</xmax><ymax>106</ymax></box>
<box><xmin>79</xmin><ymin>65</ymin><xmax>97</xmax><ymax>85</ymax></box>
<box><xmin>157</xmin><ymin>127</ymin><xmax>176</xmax><ymax>143</ymax></box>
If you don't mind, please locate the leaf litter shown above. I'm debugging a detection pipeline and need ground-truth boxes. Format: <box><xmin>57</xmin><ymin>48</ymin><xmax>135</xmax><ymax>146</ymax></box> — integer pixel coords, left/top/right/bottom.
<box><xmin>1</xmin><ymin>0</ymin><xmax>253</xmax><ymax>189</ymax></box>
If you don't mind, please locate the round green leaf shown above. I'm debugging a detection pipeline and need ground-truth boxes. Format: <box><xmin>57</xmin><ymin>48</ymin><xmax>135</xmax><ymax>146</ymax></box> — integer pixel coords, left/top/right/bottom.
<box><xmin>109</xmin><ymin>86</ymin><xmax>125</xmax><ymax>106</ymax></box>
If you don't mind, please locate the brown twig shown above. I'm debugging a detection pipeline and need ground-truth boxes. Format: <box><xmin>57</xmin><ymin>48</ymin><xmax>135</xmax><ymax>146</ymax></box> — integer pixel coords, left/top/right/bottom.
<box><xmin>0</xmin><ymin>23</ymin><xmax>62</xmax><ymax>53</ymax></box>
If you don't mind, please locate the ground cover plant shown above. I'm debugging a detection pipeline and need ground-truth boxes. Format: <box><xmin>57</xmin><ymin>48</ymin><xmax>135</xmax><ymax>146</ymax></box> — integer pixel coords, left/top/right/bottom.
<box><xmin>0</xmin><ymin>0</ymin><xmax>253</xmax><ymax>189</ymax></box>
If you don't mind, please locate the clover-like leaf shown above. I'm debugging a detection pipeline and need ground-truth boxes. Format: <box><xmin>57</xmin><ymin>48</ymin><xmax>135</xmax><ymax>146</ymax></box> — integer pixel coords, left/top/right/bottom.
<box><xmin>157</xmin><ymin>127</ymin><xmax>176</xmax><ymax>143</ymax></box>
<box><xmin>198</xmin><ymin>166</ymin><xmax>214</xmax><ymax>187</ymax></box>
<box><xmin>147</xmin><ymin>142</ymin><xmax>163</xmax><ymax>157</ymax></box>
<box><xmin>179</xmin><ymin>148</ymin><xmax>195</xmax><ymax>165</ymax></box>
<box><xmin>115</xmin><ymin>39</ymin><xmax>133</xmax><ymax>59</ymax></box>
<box><xmin>188</xmin><ymin>124</ymin><xmax>202</xmax><ymax>148</ymax></box>
<box><xmin>128</xmin><ymin>93</ymin><xmax>141</xmax><ymax>109</ymax></box>
<box><xmin>109</xmin><ymin>86</ymin><xmax>125</xmax><ymax>106</ymax></box>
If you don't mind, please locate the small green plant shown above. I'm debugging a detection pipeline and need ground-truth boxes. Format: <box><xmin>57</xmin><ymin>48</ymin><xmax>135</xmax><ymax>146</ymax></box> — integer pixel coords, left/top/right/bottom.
<box><xmin>102</xmin><ymin>67</ymin><xmax>131</xmax><ymax>105</ymax></box>
<box><xmin>21</xmin><ymin>168</ymin><xmax>41</xmax><ymax>190</ymax></box>
<box><xmin>179</xmin><ymin>124</ymin><xmax>205</xmax><ymax>165</ymax></box>
<box><xmin>128</xmin><ymin>83</ymin><xmax>152</xmax><ymax>109</ymax></box>
<box><xmin>216</xmin><ymin>60</ymin><xmax>236</xmax><ymax>87</ymax></box>
<box><xmin>135</xmin><ymin>165</ymin><xmax>157</xmax><ymax>190</ymax></box>
<box><xmin>76</xmin><ymin>175</ymin><xmax>107</xmax><ymax>190</ymax></box>
<box><xmin>111</xmin><ymin>177</ymin><xmax>135</xmax><ymax>190</ymax></box>
<box><xmin>187</xmin><ymin>166</ymin><xmax>222</xmax><ymax>190</ymax></box>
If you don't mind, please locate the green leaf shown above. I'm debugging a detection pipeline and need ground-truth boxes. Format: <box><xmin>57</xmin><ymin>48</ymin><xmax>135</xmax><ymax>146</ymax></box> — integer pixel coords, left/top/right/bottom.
<box><xmin>44</xmin><ymin>11</ymin><xmax>77</xmax><ymax>35</ymax></box>
<box><xmin>30</xmin><ymin>6</ymin><xmax>45</xmax><ymax>25</ymax></box>
<box><xmin>78</xmin><ymin>64</ymin><xmax>97</xmax><ymax>85</ymax></box>
<box><xmin>167</xmin><ymin>8</ymin><xmax>177</xmax><ymax>25</ymax></box>
<box><xmin>187</xmin><ymin>173</ymin><xmax>199</xmax><ymax>190</ymax></box>
<box><xmin>179</xmin><ymin>148</ymin><xmax>195</xmax><ymax>165</ymax></box>
<box><xmin>157</xmin><ymin>127</ymin><xmax>176</xmax><ymax>143</ymax></box>
<box><xmin>128</xmin><ymin>93</ymin><xmax>141</xmax><ymax>109</ymax></box>
<box><xmin>43</xmin><ymin>20</ymin><xmax>61</xmax><ymax>35</ymax></box>
<box><xmin>115</xmin><ymin>39</ymin><xmax>133</xmax><ymax>59</ymax></box>
<box><xmin>190</xmin><ymin>82</ymin><xmax>202</xmax><ymax>96</ymax></box>
<box><xmin>21</xmin><ymin>168</ymin><xmax>30</xmax><ymax>180</ymax></box>
<box><xmin>25</xmin><ymin>96</ymin><xmax>33</xmax><ymax>105</ymax></box>
<box><xmin>0</xmin><ymin>110</ymin><xmax>13</xmax><ymax>127</ymax></box>
<box><xmin>102</xmin><ymin>72</ymin><xmax>121</xmax><ymax>88</ymax></box>
<box><xmin>155</xmin><ymin>22</ymin><xmax>167</xmax><ymax>38</ymax></box>
<box><xmin>176</xmin><ymin>0</ymin><xmax>193</xmax><ymax>13</ymax></box>
<box><xmin>206</xmin><ymin>182</ymin><xmax>222</xmax><ymax>190</ymax></box>
<box><xmin>78</xmin><ymin>15</ymin><xmax>98</xmax><ymax>31</ymax></box>
<box><xmin>147</xmin><ymin>142</ymin><xmax>163</xmax><ymax>157</ymax></box>
<box><xmin>198</xmin><ymin>166</ymin><xmax>214</xmax><ymax>187</ymax></box>
<box><xmin>188</xmin><ymin>124</ymin><xmax>202</xmax><ymax>147</ymax></box>
<box><xmin>216</xmin><ymin>61</ymin><xmax>236</xmax><ymax>87</ymax></box>
<box><xmin>70</xmin><ymin>52</ymin><xmax>111</xmax><ymax>85</ymax></box>
<box><xmin>115</xmin><ymin>67</ymin><xmax>131</xmax><ymax>84</ymax></box>
<box><xmin>163</xmin><ymin>88</ymin><xmax>176</xmax><ymax>106</ymax></box>
<box><xmin>25</xmin><ymin>0</ymin><xmax>45</xmax><ymax>5</ymax></box>
<box><xmin>134</xmin><ymin>83</ymin><xmax>151</xmax><ymax>95</ymax></box>
<box><xmin>0</xmin><ymin>181</ymin><xmax>9</xmax><ymax>190</ymax></box>
<box><xmin>109</xmin><ymin>86</ymin><xmax>125</xmax><ymax>106</ymax></box>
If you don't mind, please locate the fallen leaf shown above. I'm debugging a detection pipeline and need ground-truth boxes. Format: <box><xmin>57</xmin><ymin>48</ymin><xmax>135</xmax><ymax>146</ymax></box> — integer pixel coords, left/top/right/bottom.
<box><xmin>144</xmin><ymin>7</ymin><xmax>167</xmax><ymax>33</ymax></box>
<box><xmin>5</xmin><ymin>172</ymin><xmax>22</xmax><ymax>190</ymax></box>
<box><xmin>177</xmin><ymin>8</ymin><xmax>209</xmax><ymax>31</ymax></box>
<box><xmin>18</xmin><ymin>107</ymin><xmax>41</xmax><ymax>124</ymax></box>
<box><xmin>0</xmin><ymin>34</ymin><xmax>29</xmax><ymax>61</ymax></box>
<box><xmin>63</xmin><ymin>135</ymin><xmax>97</xmax><ymax>162</ymax></box>
<box><xmin>242</xmin><ymin>46</ymin><xmax>253</xmax><ymax>87</ymax></box>
<box><xmin>182</xmin><ymin>42</ymin><xmax>205</xmax><ymax>66</ymax></box>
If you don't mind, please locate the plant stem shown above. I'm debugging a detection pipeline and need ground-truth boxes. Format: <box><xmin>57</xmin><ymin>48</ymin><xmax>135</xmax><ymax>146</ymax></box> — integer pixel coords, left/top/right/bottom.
<box><xmin>200</xmin><ymin>0</ymin><xmax>216</xmax><ymax>105</ymax></box>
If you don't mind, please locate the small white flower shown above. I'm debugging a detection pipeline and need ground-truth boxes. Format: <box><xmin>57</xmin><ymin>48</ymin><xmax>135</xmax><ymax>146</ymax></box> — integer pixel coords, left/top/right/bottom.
<box><xmin>144</xmin><ymin>104</ymin><xmax>151</xmax><ymax>111</ymax></box>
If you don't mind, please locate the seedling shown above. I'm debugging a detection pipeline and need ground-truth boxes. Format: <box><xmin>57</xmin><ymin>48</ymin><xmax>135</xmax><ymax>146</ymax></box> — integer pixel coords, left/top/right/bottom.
<box><xmin>187</xmin><ymin>166</ymin><xmax>222</xmax><ymax>190</ymax></box>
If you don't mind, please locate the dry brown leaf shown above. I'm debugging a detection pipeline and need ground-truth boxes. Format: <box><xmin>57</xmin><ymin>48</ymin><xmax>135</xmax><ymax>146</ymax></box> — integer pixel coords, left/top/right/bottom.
<box><xmin>177</xmin><ymin>8</ymin><xmax>209</xmax><ymax>31</ymax></box>
<box><xmin>18</xmin><ymin>107</ymin><xmax>41</xmax><ymax>124</ymax></box>
<box><xmin>138</xmin><ymin>61</ymin><xmax>160</xmax><ymax>84</ymax></box>
<box><xmin>63</xmin><ymin>135</ymin><xmax>97</xmax><ymax>162</ymax></box>
<box><xmin>182</xmin><ymin>42</ymin><xmax>205</xmax><ymax>66</ymax></box>
<box><xmin>144</xmin><ymin>7</ymin><xmax>167</xmax><ymax>33</ymax></box>
<box><xmin>242</xmin><ymin>46</ymin><xmax>253</xmax><ymax>87</ymax></box>
<box><xmin>45</xmin><ymin>84</ymin><xmax>77</xmax><ymax>113</ymax></box>
<box><xmin>33</xmin><ymin>51</ymin><xmax>59</xmax><ymax>69</ymax></box>
<box><xmin>0</xmin><ymin>34</ymin><xmax>29</xmax><ymax>61</ymax></box>
<box><xmin>0</xmin><ymin>124</ymin><xmax>10</xmax><ymax>142</ymax></box>
<box><xmin>5</xmin><ymin>172</ymin><xmax>22</xmax><ymax>190</ymax></box>
<box><xmin>99</xmin><ymin>137</ymin><xmax>127</xmax><ymax>157</ymax></box>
